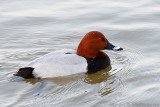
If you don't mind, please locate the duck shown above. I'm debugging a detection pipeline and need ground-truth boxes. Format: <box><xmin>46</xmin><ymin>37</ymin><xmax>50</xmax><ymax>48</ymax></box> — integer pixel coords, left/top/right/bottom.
<box><xmin>7</xmin><ymin>31</ymin><xmax>123</xmax><ymax>81</ymax></box>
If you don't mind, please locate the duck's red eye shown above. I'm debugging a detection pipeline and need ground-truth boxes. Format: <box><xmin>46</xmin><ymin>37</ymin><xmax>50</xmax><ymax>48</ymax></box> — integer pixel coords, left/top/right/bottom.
<box><xmin>98</xmin><ymin>38</ymin><xmax>102</xmax><ymax>40</ymax></box>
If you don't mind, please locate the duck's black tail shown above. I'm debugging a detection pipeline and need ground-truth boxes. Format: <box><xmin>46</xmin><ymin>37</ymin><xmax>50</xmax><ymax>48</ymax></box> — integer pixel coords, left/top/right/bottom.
<box><xmin>14</xmin><ymin>67</ymin><xmax>35</xmax><ymax>79</ymax></box>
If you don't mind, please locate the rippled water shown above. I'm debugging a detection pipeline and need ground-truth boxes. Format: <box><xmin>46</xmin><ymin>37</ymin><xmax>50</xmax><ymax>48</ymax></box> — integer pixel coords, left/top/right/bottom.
<box><xmin>0</xmin><ymin>0</ymin><xmax>160</xmax><ymax>107</ymax></box>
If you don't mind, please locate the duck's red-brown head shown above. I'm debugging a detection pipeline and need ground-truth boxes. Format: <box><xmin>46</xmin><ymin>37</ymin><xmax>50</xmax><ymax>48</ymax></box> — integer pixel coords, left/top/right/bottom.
<box><xmin>77</xmin><ymin>31</ymin><xmax>107</xmax><ymax>58</ymax></box>
<box><xmin>77</xmin><ymin>31</ymin><xmax>123</xmax><ymax>58</ymax></box>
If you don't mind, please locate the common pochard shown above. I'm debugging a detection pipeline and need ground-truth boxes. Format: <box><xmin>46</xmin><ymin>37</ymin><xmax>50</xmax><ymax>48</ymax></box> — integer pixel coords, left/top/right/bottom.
<box><xmin>8</xmin><ymin>31</ymin><xmax>123</xmax><ymax>81</ymax></box>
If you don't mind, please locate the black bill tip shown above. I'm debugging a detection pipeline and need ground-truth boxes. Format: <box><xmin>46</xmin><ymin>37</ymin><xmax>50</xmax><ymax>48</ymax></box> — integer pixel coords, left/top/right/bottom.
<box><xmin>105</xmin><ymin>40</ymin><xmax>123</xmax><ymax>51</ymax></box>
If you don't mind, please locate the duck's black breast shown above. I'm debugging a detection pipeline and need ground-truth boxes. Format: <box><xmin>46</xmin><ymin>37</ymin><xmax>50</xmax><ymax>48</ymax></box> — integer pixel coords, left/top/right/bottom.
<box><xmin>85</xmin><ymin>55</ymin><xmax>110</xmax><ymax>74</ymax></box>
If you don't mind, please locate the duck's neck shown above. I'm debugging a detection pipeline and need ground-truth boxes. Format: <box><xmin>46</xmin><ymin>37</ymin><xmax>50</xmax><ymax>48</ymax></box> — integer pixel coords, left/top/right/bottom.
<box><xmin>77</xmin><ymin>46</ymin><xmax>110</xmax><ymax>73</ymax></box>
<box><xmin>77</xmin><ymin>49</ymin><xmax>97</xmax><ymax>58</ymax></box>
<box><xmin>77</xmin><ymin>45</ymin><xmax>107</xmax><ymax>59</ymax></box>
<box><xmin>77</xmin><ymin>44</ymin><xmax>100</xmax><ymax>58</ymax></box>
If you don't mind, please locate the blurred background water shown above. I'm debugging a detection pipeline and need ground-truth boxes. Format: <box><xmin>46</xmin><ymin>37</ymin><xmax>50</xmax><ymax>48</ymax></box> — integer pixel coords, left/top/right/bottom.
<box><xmin>0</xmin><ymin>0</ymin><xmax>160</xmax><ymax>107</ymax></box>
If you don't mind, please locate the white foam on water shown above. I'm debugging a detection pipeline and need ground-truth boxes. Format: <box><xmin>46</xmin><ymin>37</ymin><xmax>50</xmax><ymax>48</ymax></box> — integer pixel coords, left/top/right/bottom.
<box><xmin>7</xmin><ymin>74</ymin><xmax>24</xmax><ymax>82</ymax></box>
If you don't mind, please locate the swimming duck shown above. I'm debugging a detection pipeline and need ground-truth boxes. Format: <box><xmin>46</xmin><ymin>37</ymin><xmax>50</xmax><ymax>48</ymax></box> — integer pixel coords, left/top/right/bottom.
<box><xmin>8</xmin><ymin>31</ymin><xmax>123</xmax><ymax>81</ymax></box>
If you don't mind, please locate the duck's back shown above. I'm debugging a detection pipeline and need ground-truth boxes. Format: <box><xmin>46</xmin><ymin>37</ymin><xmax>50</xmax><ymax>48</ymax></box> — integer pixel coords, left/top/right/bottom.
<box><xmin>26</xmin><ymin>49</ymin><xmax>87</xmax><ymax>78</ymax></box>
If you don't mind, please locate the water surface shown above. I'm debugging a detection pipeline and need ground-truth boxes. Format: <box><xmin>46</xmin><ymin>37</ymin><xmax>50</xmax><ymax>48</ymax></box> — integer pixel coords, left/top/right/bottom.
<box><xmin>0</xmin><ymin>0</ymin><xmax>160</xmax><ymax>107</ymax></box>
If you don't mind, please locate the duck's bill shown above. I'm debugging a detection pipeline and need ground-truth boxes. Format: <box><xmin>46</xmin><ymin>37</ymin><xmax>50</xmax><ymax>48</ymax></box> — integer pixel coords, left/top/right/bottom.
<box><xmin>105</xmin><ymin>40</ymin><xmax>123</xmax><ymax>51</ymax></box>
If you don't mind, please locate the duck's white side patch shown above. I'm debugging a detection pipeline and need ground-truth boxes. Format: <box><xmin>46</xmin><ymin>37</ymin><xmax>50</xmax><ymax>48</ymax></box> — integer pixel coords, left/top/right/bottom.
<box><xmin>26</xmin><ymin>49</ymin><xmax>87</xmax><ymax>78</ymax></box>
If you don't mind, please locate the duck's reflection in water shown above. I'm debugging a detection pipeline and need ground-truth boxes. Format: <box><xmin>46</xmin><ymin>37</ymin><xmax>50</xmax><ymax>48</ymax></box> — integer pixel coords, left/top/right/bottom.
<box><xmin>23</xmin><ymin>66</ymin><xmax>112</xmax><ymax>84</ymax></box>
<box><xmin>23</xmin><ymin>65</ymin><xmax>115</xmax><ymax>96</ymax></box>
<box><xmin>84</xmin><ymin>65</ymin><xmax>115</xmax><ymax>96</ymax></box>
<box><xmin>84</xmin><ymin>65</ymin><xmax>112</xmax><ymax>84</ymax></box>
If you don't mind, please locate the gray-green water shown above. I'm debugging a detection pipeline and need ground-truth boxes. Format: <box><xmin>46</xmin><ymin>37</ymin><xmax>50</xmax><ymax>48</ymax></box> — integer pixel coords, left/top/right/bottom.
<box><xmin>0</xmin><ymin>0</ymin><xmax>160</xmax><ymax>107</ymax></box>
